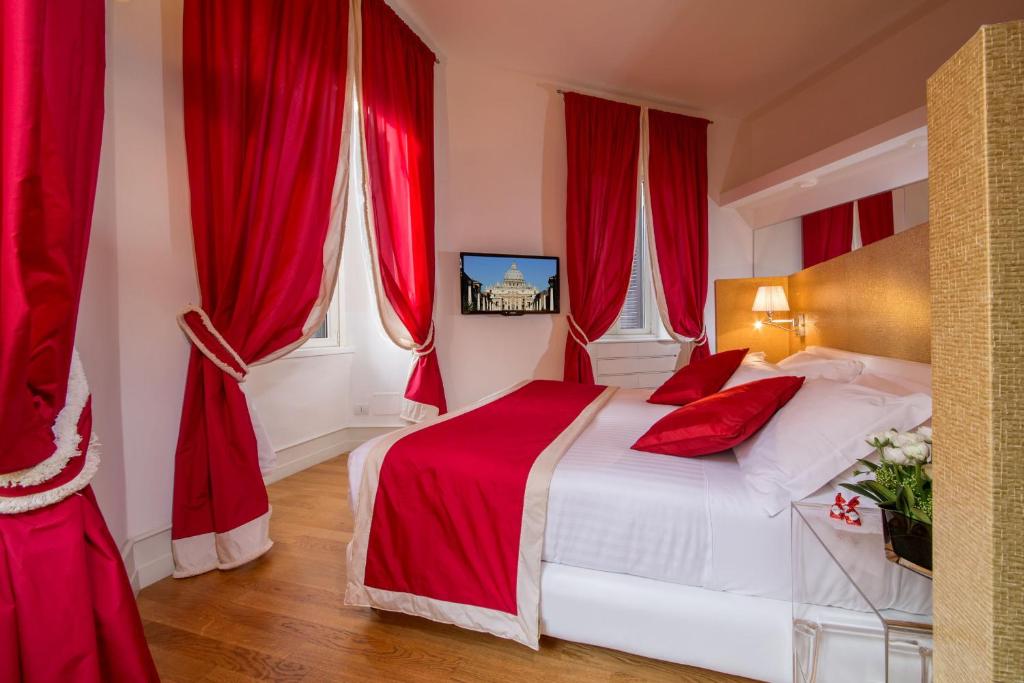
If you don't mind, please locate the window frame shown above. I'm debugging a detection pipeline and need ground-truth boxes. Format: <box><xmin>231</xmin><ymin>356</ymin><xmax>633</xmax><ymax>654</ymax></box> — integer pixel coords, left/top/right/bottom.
<box><xmin>289</xmin><ymin>284</ymin><xmax>353</xmax><ymax>358</ymax></box>
<box><xmin>601</xmin><ymin>189</ymin><xmax>663</xmax><ymax>341</ymax></box>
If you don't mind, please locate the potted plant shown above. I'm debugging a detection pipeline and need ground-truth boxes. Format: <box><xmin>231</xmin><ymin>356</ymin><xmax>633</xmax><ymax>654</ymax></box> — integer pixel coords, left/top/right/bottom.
<box><xmin>841</xmin><ymin>426</ymin><xmax>933</xmax><ymax>574</ymax></box>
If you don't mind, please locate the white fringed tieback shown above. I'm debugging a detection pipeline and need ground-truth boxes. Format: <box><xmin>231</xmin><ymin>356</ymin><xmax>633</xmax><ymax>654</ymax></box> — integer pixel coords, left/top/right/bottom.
<box><xmin>0</xmin><ymin>349</ymin><xmax>101</xmax><ymax>514</ymax></box>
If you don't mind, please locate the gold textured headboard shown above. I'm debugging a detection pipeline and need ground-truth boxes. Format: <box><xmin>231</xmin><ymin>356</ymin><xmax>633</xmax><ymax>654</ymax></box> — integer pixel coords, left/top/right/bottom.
<box><xmin>716</xmin><ymin>222</ymin><xmax>930</xmax><ymax>363</ymax></box>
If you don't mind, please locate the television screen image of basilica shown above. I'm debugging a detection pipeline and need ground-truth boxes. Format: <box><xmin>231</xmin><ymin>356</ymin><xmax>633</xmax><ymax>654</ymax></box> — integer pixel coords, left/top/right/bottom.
<box><xmin>461</xmin><ymin>254</ymin><xmax>559</xmax><ymax>314</ymax></box>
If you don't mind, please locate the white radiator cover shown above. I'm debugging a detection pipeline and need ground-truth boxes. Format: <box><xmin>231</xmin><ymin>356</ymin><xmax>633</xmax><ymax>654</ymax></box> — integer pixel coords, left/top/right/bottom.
<box><xmin>592</xmin><ymin>339</ymin><xmax>680</xmax><ymax>389</ymax></box>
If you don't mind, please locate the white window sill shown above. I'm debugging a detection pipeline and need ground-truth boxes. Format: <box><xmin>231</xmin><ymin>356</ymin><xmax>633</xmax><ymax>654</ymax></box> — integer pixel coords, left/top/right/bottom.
<box><xmin>287</xmin><ymin>345</ymin><xmax>356</xmax><ymax>359</ymax></box>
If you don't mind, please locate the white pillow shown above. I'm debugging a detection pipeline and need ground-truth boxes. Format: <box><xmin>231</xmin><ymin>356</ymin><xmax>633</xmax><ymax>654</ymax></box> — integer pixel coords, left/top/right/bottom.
<box><xmin>852</xmin><ymin>372</ymin><xmax>932</xmax><ymax>397</ymax></box>
<box><xmin>722</xmin><ymin>356</ymin><xmax>783</xmax><ymax>390</ymax></box>
<box><xmin>723</xmin><ymin>352</ymin><xmax>862</xmax><ymax>390</ymax></box>
<box><xmin>777</xmin><ymin>351</ymin><xmax>864</xmax><ymax>382</ymax></box>
<box><xmin>733</xmin><ymin>379</ymin><xmax>932</xmax><ymax>516</ymax></box>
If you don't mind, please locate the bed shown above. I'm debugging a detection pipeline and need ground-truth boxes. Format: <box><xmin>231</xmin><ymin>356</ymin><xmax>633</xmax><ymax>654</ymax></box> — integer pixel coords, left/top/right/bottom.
<box><xmin>346</xmin><ymin>347</ymin><xmax>932</xmax><ymax>682</ymax></box>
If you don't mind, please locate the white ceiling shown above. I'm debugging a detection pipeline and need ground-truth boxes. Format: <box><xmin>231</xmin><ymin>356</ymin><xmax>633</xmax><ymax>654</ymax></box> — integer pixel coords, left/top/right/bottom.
<box><xmin>396</xmin><ymin>0</ymin><xmax>936</xmax><ymax>117</ymax></box>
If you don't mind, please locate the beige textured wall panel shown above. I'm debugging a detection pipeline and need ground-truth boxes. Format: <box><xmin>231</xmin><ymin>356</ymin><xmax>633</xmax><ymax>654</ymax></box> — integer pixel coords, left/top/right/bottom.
<box><xmin>714</xmin><ymin>277</ymin><xmax>791</xmax><ymax>362</ymax></box>
<box><xmin>929</xmin><ymin>20</ymin><xmax>1024</xmax><ymax>682</ymax></box>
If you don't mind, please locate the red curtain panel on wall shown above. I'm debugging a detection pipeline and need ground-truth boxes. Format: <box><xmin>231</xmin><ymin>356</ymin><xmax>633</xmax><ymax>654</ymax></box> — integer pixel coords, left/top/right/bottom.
<box><xmin>0</xmin><ymin>0</ymin><xmax>157</xmax><ymax>679</ymax></box>
<box><xmin>645</xmin><ymin>108</ymin><xmax>711</xmax><ymax>366</ymax></box>
<box><xmin>359</xmin><ymin>0</ymin><xmax>447</xmax><ymax>421</ymax></box>
<box><xmin>802</xmin><ymin>202</ymin><xmax>854</xmax><ymax>268</ymax></box>
<box><xmin>173</xmin><ymin>0</ymin><xmax>350</xmax><ymax>577</ymax></box>
<box><xmin>563</xmin><ymin>93</ymin><xmax>642</xmax><ymax>383</ymax></box>
<box><xmin>857</xmin><ymin>190</ymin><xmax>896</xmax><ymax>246</ymax></box>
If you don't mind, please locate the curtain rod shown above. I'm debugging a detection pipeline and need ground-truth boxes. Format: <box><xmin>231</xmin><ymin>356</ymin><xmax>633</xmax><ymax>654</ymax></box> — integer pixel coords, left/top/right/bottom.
<box><xmin>555</xmin><ymin>89</ymin><xmax>712</xmax><ymax>124</ymax></box>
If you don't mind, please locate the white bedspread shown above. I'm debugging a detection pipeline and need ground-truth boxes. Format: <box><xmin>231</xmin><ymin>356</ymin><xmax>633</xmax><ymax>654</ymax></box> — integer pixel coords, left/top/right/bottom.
<box><xmin>349</xmin><ymin>388</ymin><xmax>797</xmax><ymax>599</ymax></box>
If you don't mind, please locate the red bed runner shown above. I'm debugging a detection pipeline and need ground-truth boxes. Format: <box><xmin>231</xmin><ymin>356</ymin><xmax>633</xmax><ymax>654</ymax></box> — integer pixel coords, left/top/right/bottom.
<box><xmin>346</xmin><ymin>379</ymin><xmax>615</xmax><ymax>646</ymax></box>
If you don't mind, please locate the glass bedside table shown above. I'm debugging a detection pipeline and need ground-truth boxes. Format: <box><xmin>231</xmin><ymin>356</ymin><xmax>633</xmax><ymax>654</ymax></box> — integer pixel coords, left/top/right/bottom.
<box><xmin>791</xmin><ymin>502</ymin><xmax>933</xmax><ymax>683</ymax></box>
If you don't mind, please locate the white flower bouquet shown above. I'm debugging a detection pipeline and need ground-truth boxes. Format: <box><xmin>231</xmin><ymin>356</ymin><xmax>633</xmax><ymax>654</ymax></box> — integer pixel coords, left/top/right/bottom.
<box><xmin>841</xmin><ymin>425</ymin><xmax>933</xmax><ymax>571</ymax></box>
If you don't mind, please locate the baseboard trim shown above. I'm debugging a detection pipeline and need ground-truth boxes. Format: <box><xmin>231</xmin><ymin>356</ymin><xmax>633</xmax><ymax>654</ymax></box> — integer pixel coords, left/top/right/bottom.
<box><xmin>122</xmin><ymin>525</ymin><xmax>174</xmax><ymax>595</ymax></box>
<box><xmin>124</xmin><ymin>424</ymin><xmax>397</xmax><ymax>592</ymax></box>
<box><xmin>262</xmin><ymin>425</ymin><xmax>396</xmax><ymax>486</ymax></box>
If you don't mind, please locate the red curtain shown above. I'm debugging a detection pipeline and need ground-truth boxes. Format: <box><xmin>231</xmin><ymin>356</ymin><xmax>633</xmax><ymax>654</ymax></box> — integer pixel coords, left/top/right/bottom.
<box><xmin>857</xmin><ymin>190</ymin><xmax>895</xmax><ymax>246</ymax></box>
<box><xmin>563</xmin><ymin>93</ymin><xmax>641</xmax><ymax>383</ymax></box>
<box><xmin>802</xmin><ymin>203</ymin><xmax>854</xmax><ymax>268</ymax></box>
<box><xmin>173</xmin><ymin>0</ymin><xmax>349</xmax><ymax>576</ymax></box>
<box><xmin>646</xmin><ymin>109</ymin><xmax>711</xmax><ymax>364</ymax></box>
<box><xmin>360</xmin><ymin>0</ymin><xmax>446</xmax><ymax>418</ymax></box>
<box><xmin>0</xmin><ymin>0</ymin><xmax>157</xmax><ymax>679</ymax></box>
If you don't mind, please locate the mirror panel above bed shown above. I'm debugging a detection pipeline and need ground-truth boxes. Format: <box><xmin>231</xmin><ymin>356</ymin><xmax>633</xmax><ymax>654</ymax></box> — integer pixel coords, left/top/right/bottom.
<box><xmin>751</xmin><ymin>179</ymin><xmax>929</xmax><ymax>275</ymax></box>
<box><xmin>715</xmin><ymin>222</ymin><xmax>930</xmax><ymax>364</ymax></box>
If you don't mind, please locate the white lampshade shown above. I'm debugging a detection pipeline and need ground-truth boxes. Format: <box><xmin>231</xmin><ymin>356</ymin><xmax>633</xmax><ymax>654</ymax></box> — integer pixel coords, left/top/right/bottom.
<box><xmin>752</xmin><ymin>285</ymin><xmax>789</xmax><ymax>313</ymax></box>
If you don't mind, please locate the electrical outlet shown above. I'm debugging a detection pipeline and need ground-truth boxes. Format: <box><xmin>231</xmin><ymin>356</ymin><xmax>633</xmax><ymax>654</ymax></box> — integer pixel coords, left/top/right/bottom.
<box><xmin>354</xmin><ymin>404</ymin><xmax>369</xmax><ymax>416</ymax></box>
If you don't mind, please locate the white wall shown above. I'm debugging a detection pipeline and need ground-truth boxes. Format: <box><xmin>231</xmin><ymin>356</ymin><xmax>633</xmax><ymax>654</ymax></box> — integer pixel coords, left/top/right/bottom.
<box><xmin>434</xmin><ymin>59</ymin><xmax>569</xmax><ymax>409</ymax></box>
<box><xmin>105</xmin><ymin>0</ymin><xmax>195</xmax><ymax>541</ymax></box>
<box><xmin>432</xmin><ymin>58</ymin><xmax>753</xmax><ymax>405</ymax></box>
<box><xmin>705</xmin><ymin>202</ymin><xmax>754</xmax><ymax>352</ymax></box>
<box><xmin>78</xmin><ymin>24</ymin><xmax>128</xmax><ymax>547</ymax></box>
<box><xmin>245</xmin><ymin>354</ymin><xmax>356</xmax><ymax>451</ymax></box>
<box><xmin>753</xmin><ymin>218</ymin><xmax>802</xmax><ymax>278</ymax></box>
<box><xmin>894</xmin><ymin>180</ymin><xmax>928</xmax><ymax>232</ymax></box>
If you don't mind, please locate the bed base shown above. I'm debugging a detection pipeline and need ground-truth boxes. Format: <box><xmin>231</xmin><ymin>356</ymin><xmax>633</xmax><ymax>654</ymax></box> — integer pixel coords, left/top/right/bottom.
<box><xmin>539</xmin><ymin>563</ymin><xmax>792</xmax><ymax>682</ymax></box>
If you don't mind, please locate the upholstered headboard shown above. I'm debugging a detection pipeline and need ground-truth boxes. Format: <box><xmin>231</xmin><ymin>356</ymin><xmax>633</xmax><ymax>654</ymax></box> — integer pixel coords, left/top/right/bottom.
<box><xmin>715</xmin><ymin>223</ymin><xmax>930</xmax><ymax>363</ymax></box>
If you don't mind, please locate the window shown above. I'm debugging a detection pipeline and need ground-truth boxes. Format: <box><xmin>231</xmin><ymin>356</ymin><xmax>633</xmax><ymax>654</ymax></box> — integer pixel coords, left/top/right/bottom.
<box><xmin>290</xmin><ymin>284</ymin><xmax>347</xmax><ymax>357</ymax></box>
<box><xmin>304</xmin><ymin>304</ymin><xmax>339</xmax><ymax>348</ymax></box>
<box><xmin>603</xmin><ymin>189</ymin><xmax>661</xmax><ymax>339</ymax></box>
<box><xmin>291</xmin><ymin>96</ymin><xmax>356</xmax><ymax>359</ymax></box>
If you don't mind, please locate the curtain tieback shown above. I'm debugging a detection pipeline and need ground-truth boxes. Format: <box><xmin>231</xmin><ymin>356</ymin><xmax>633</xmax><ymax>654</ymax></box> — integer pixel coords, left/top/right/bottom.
<box><xmin>666</xmin><ymin>322</ymin><xmax>707</xmax><ymax>348</ymax></box>
<box><xmin>0</xmin><ymin>350</ymin><xmax>100</xmax><ymax>513</ymax></box>
<box><xmin>412</xmin><ymin>321</ymin><xmax>436</xmax><ymax>357</ymax></box>
<box><xmin>567</xmin><ymin>315</ymin><xmax>591</xmax><ymax>348</ymax></box>
<box><xmin>177</xmin><ymin>305</ymin><xmax>249</xmax><ymax>382</ymax></box>
<box><xmin>684</xmin><ymin>323</ymin><xmax>708</xmax><ymax>347</ymax></box>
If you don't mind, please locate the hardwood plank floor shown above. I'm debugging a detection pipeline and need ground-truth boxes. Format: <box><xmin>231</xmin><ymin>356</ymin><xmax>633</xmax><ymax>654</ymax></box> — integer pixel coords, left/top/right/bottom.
<box><xmin>138</xmin><ymin>456</ymin><xmax>756</xmax><ymax>682</ymax></box>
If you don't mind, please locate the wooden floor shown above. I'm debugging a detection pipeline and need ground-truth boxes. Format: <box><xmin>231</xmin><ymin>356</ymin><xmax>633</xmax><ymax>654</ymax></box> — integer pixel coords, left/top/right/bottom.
<box><xmin>138</xmin><ymin>455</ymin><xmax>754</xmax><ymax>682</ymax></box>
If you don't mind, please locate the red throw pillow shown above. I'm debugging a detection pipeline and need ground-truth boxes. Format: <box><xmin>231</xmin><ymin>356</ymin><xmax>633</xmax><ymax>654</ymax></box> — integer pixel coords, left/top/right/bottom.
<box><xmin>648</xmin><ymin>347</ymin><xmax>749</xmax><ymax>406</ymax></box>
<box><xmin>633</xmin><ymin>376</ymin><xmax>805</xmax><ymax>457</ymax></box>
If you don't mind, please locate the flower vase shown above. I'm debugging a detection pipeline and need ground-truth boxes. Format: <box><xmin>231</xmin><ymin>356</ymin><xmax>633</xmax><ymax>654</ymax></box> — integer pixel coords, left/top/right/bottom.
<box><xmin>881</xmin><ymin>507</ymin><xmax>933</xmax><ymax>577</ymax></box>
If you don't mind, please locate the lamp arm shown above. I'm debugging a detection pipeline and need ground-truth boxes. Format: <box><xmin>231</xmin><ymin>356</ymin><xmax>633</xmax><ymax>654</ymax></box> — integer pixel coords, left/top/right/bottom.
<box><xmin>761</xmin><ymin>319</ymin><xmax>796</xmax><ymax>332</ymax></box>
<box><xmin>758</xmin><ymin>312</ymin><xmax>807</xmax><ymax>337</ymax></box>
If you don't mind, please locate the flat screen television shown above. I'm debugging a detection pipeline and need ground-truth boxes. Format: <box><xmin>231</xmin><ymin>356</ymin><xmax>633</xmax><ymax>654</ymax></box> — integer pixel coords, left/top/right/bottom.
<box><xmin>460</xmin><ymin>252</ymin><xmax>560</xmax><ymax>315</ymax></box>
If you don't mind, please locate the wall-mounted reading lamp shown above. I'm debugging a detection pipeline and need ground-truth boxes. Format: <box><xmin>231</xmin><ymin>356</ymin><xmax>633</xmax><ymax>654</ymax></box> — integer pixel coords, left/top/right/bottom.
<box><xmin>752</xmin><ymin>286</ymin><xmax>806</xmax><ymax>337</ymax></box>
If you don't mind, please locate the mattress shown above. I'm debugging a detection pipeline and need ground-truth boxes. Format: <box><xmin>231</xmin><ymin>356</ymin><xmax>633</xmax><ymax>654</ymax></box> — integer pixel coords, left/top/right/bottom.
<box><xmin>349</xmin><ymin>388</ymin><xmax>796</xmax><ymax>599</ymax></box>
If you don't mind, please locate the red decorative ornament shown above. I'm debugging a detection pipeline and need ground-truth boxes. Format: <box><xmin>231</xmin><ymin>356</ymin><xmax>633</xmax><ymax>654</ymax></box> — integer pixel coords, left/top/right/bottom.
<box><xmin>844</xmin><ymin>496</ymin><xmax>862</xmax><ymax>526</ymax></box>
<box><xmin>830</xmin><ymin>492</ymin><xmax>847</xmax><ymax>521</ymax></box>
<box><xmin>828</xmin><ymin>492</ymin><xmax>863</xmax><ymax>526</ymax></box>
